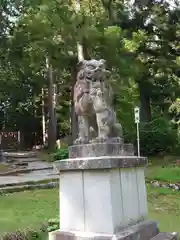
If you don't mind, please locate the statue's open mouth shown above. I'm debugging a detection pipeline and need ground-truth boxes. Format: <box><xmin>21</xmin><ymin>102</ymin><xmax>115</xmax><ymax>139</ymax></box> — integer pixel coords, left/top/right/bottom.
<box><xmin>86</xmin><ymin>75</ymin><xmax>92</xmax><ymax>80</ymax></box>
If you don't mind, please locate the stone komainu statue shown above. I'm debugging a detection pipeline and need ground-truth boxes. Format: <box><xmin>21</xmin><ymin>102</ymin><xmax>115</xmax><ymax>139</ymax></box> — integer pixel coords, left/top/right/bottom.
<box><xmin>74</xmin><ymin>59</ymin><xmax>123</xmax><ymax>144</ymax></box>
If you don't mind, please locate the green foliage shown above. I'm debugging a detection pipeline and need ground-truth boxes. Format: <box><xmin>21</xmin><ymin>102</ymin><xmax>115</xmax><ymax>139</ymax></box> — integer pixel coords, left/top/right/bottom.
<box><xmin>51</xmin><ymin>148</ymin><xmax>68</xmax><ymax>161</ymax></box>
<box><xmin>47</xmin><ymin>218</ymin><xmax>59</xmax><ymax>232</ymax></box>
<box><xmin>140</xmin><ymin>118</ymin><xmax>176</xmax><ymax>156</ymax></box>
<box><xmin>0</xmin><ymin>216</ymin><xmax>59</xmax><ymax>239</ymax></box>
<box><xmin>2</xmin><ymin>229</ymin><xmax>47</xmax><ymax>240</ymax></box>
<box><xmin>169</xmin><ymin>98</ymin><xmax>180</xmax><ymax>129</ymax></box>
<box><xmin>2</xmin><ymin>0</ymin><xmax>180</xmax><ymax>154</ymax></box>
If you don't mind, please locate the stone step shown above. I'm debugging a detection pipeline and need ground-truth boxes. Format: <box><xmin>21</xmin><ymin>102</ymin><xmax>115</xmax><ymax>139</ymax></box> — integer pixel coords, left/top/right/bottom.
<box><xmin>0</xmin><ymin>166</ymin><xmax>54</xmax><ymax>176</ymax></box>
<box><xmin>0</xmin><ymin>170</ymin><xmax>59</xmax><ymax>186</ymax></box>
<box><xmin>12</xmin><ymin>157</ymin><xmax>40</xmax><ymax>162</ymax></box>
<box><xmin>2</xmin><ymin>151</ymin><xmax>37</xmax><ymax>159</ymax></box>
<box><xmin>0</xmin><ymin>177</ymin><xmax>59</xmax><ymax>188</ymax></box>
<box><xmin>151</xmin><ymin>232</ymin><xmax>178</xmax><ymax>240</ymax></box>
<box><xmin>27</xmin><ymin>161</ymin><xmax>53</xmax><ymax>169</ymax></box>
<box><xmin>13</xmin><ymin>162</ymin><xmax>28</xmax><ymax>167</ymax></box>
<box><xmin>0</xmin><ymin>181</ymin><xmax>59</xmax><ymax>194</ymax></box>
<box><xmin>1</xmin><ymin>160</ymin><xmax>53</xmax><ymax>172</ymax></box>
<box><xmin>8</xmin><ymin>160</ymin><xmax>53</xmax><ymax>169</ymax></box>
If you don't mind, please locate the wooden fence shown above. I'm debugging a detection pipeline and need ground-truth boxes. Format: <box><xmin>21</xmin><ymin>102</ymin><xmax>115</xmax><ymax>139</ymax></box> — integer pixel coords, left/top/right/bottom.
<box><xmin>0</xmin><ymin>131</ymin><xmax>20</xmax><ymax>150</ymax></box>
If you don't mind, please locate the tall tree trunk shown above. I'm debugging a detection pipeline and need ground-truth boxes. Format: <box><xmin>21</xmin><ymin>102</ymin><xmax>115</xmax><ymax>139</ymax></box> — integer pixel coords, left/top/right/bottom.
<box><xmin>101</xmin><ymin>0</ymin><xmax>114</xmax><ymax>23</ymax></box>
<box><xmin>46</xmin><ymin>57</ymin><xmax>57</xmax><ymax>150</ymax></box>
<box><xmin>69</xmin><ymin>0</ymin><xmax>90</xmax><ymax>145</ymax></box>
<box><xmin>53</xmin><ymin>83</ymin><xmax>57</xmax><ymax>137</ymax></box>
<box><xmin>74</xmin><ymin>0</ymin><xmax>90</xmax><ymax>61</ymax></box>
<box><xmin>41</xmin><ymin>88</ymin><xmax>46</xmax><ymax>146</ymax></box>
<box><xmin>138</xmin><ymin>81</ymin><xmax>151</xmax><ymax>122</ymax></box>
<box><xmin>70</xmin><ymin>58</ymin><xmax>78</xmax><ymax>144</ymax></box>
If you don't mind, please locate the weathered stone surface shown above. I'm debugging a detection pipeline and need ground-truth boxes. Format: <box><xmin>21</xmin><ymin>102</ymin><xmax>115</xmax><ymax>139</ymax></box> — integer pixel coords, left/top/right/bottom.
<box><xmin>150</xmin><ymin>232</ymin><xmax>178</xmax><ymax>240</ymax></box>
<box><xmin>54</xmin><ymin>156</ymin><xmax>147</xmax><ymax>172</ymax></box>
<box><xmin>0</xmin><ymin>150</ymin><xmax>6</xmax><ymax>162</ymax></box>
<box><xmin>0</xmin><ymin>165</ymin><xmax>53</xmax><ymax>176</ymax></box>
<box><xmin>0</xmin><ymin>169</ymin><xmax>58</xmax><ymax>186</ymax></box>
<box><xmin>3</xmin><ymin>151</ymin><xmax>36</xmax><ymax>158</ymax></box>
<box><xmin>49</xmin><ymin>220</ymin><xmax>158</xmax><ymax>240</ymax></box>
<box><xmin>68</xmin><ymin>141</ymin><xmax>134</xmax><ymax>158</ymax></box>
<box><xmin>0</xmin><ymin>181</ymin><xmax>58</xmax><ymax>195</ymax></box>
<box><xmin>74</xmin><ymin>59</ymin><xmax>123</xmax><ymax>144</ymax></box>
<box><xmin>147</xmin><ymin>179</ymin><xmax>180</xmax><ymax>191</ymax></box>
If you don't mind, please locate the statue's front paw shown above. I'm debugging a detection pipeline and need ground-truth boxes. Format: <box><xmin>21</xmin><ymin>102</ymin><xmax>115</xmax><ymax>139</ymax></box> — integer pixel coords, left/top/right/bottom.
<box><xmin>92</xmin><ymin>136</ymin><xmax>108</xmax><ymax>143</ymax></box>
<box><xmin>74</xmin><ymin>137</ymin><xmax>89</xmax><ymax>145</ymax></box>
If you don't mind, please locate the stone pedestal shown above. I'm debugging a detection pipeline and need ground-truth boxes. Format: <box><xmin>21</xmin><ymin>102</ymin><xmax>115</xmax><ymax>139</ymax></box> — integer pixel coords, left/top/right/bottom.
<box><xmin>68</xmin><ymin>141</ymin><xmax>134</xmax><ymax>158</ymax></box>
<box><xmin>50</xmin><ymin>142</ymin><xmax>178</xmax><ymax>240</ymax></box>
<box><xmin>57</xmin><ymin>156</ymin><xmax>148</xmax><ymax>233</ymax></box>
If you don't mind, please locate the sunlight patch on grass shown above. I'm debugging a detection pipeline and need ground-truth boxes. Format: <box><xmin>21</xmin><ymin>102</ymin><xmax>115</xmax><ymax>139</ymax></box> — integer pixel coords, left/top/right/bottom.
<box><xmin>146</xmin><ymin>166</ymin><xmax>180</xmax><ymax>183</ymax></box>
<box><xmin>145</xmin><ymin>155</ymin><xmax>180</xmax><ymax>183</ymax></box>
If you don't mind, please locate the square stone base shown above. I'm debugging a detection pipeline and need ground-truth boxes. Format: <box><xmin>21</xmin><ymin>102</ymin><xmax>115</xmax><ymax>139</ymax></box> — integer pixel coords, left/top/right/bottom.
<box><xmin>49</xmin><ymin>220</ymin><xmax>159</xmax><ymax>240</ymax></box>
<box><xmin>58</xmin><ymin>161</ymin><xmax>148</xmax><ymax>233</ymax></box>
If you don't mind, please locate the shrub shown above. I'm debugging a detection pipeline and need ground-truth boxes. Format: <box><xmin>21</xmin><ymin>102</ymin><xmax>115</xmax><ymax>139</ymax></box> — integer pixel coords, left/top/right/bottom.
<box><xmin>139</xmin><ymin>117</ymin><xmax>176</xmax><ymax>156</ymax></box>
<box><xmin>1</xmin><ymin>229</ymin><xmax>46</xmax><ymax>240</ymax></box>
<box><xmin>51</xmin><ymin>148</ymin><xmax>68</xmax><ymax>161</ymax></box>
<box><xmin>2</xmin><ymin>230</ymin><xmax>28</xmax><ymax>240</ymax></box>
<box><xmin>47</xmin><ymin>218</ymin><xmax>59</xmax><ymax>232</ymax></box>
<box><xmin>1</xmin><ymin>219</ymin><xmax>58</xmax><ymax>239</ymax></box>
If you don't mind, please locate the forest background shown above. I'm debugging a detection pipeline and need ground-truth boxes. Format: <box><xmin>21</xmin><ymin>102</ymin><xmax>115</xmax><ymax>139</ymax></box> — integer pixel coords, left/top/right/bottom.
<box><xmin>1</xmin><ymin>0</ymin><xmax>180</xmax><ymax>156</ymax></box>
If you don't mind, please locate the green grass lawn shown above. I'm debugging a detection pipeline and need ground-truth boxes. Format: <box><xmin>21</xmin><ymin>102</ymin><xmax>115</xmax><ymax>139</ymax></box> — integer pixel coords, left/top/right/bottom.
<box><xmin>0</xmin><ymin>186</ymin><xmax>180</xmax><ymax>236</ymax></box>
<box><xmin>0</xmin><ymin>189</ymin><xmax>59</xmax><ymax>235</ymax></box>
<box><xmin>147</xmin><ymin>184</ymin><xmax>180</xmax><ymax>234</ymax></box>
<box><xmin>146</xmin><ymin>155</ymin><xmax>180</xmax><ymax>183</ymax></box>
<box><xmin>146</xmin><ymin>166</ymin><xmax>180</xmax><ymax>182</ymax></box>
<box><xmin>0</xmin><ymin>163</ymin><xmax>14</xmax><ymax>173</ymax></box>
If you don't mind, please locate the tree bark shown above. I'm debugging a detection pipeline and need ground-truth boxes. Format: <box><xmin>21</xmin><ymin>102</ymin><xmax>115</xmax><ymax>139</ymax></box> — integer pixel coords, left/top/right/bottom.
<box><xmin>41</xmin><ymin>88</ymin><xmax>46</xmax><ymax>146</ymax></box>
<box><xmin>47</xmin><ymin>57</ymin><xmax>57</xmax><ymax>150</ymax></box>
<box><xmin>68</xmin><ymin>0</ymin><xmax>90</xmax><ymax>145</ymax></box>
<box><xmin>70</xmin><ymin>58</ymin><xmax>78</xmax><ymax>144</ymax></box>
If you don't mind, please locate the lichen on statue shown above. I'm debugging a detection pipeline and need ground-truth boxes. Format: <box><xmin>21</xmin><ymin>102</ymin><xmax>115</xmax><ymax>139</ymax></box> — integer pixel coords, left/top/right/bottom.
<box><xmin>74</xmin><ymin>59</ymin><xmax>123</xmax><ymax>144</ymax></box>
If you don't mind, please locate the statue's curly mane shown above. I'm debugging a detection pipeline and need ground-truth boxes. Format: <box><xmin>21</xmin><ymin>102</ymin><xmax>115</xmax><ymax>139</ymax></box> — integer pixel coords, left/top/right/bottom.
<box><xmin>74</xmin><ymin>60</ymin><xmax>108</xmax><ymax>99</ymax></box>
<box><xmin>74</xmin><ymin>59</ymin><xmax>114</xmax><ymax>117</ymax></box>
<box><xmin>73</xmin><ymin>59</ymin><xmax>122</xmax><ymax>144</ymax></box>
